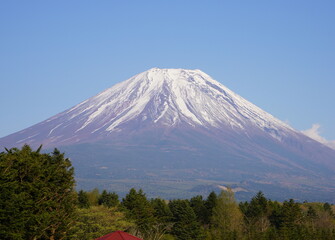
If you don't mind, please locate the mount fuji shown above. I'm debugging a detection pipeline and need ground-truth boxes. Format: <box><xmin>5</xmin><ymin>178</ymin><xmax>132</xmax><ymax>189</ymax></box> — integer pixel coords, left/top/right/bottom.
<box><xmin>1</xmin><ymin>68</ymin><xmax>335</xmax><ymax>201</ymax></box>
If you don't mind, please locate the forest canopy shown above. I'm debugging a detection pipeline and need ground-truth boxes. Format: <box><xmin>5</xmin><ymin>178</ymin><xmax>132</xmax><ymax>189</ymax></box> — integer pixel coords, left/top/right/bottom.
<box><xmin>0</xmin><ymin>145</ymin><xmax>334</xmax><ymax>240</ymax></box>
<box><xmin>0</xmin><ymin>145</ymin><xmax>77</xmax><ymax>240</ymax></box>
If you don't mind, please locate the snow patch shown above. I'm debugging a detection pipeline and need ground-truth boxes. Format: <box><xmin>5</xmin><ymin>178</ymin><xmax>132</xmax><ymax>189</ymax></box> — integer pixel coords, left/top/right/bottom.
<box><xmin>48</xmin><ymin>123</ymin><xmax>63</xmax><ymax>136</ymax></box>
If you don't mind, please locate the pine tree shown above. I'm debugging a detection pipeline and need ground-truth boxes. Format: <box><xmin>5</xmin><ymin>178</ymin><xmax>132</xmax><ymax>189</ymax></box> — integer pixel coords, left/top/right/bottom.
<box><xmin>190</xmin><ymin>195</ymin><xmax>209</xmax><ymax>225</ymax></box>
<box><xmin>78</xmin><ymin>190</ymin><xmax>90</xmax><ymax>209</ymax></box>
<box><xmin>151</xmin><ymin>198</ymin><xmax>172</xmax><ymax>224</ymax></box>
<box><xmin>122</xmin><ymin>188</ymin><xmax>155</xmax><ymax>232</ymax></box>
<box><xmin>98</xmin><ymin>190</ymin><xmax>119</xmax><ymax>208</ymax></box>
<box><xmin>241</xmin><ymin>191</ymin><xmax>270</xmax><ymax>236</ymax></box>
<box><xmin>270</xmin><ymin>199</ymin><xmax>304</xmax><ymax>239</ymax></box>
<box><xmin>0</xmin><ymin>145</ymin><xmax>77</xmax><ymax>240</ymax></box>
<box><xmin>205</xmin><ymin>191</ymin><xmax>217</xmax><ymax>225</ymax></box>
<box><xmin>169</xmin><ymin>199</ymin><xmax>204</xmax><ymax>240</ymax></box>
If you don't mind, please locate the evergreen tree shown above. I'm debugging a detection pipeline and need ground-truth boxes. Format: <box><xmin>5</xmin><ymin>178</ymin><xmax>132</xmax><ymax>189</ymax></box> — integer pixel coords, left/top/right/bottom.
<box><xmin>190</xmin><ymin>195</ymin><xmax>209</xmax><ymax>225</ymax></box>
<box><xmin>0</xmin><ymin>145</ymin><xmax>77</xmax><ymax>240</ymax></box>
<box><xmin>122</xmin><ymin>188</ymin><xmax>155</xmax><ymax>232</ymax></box>
<box><xmin>247</xmin><ymin>191</ymin><xmax>268</xmax><ymax>218</ymax></box>
<box><xmin>269</xmin><ymin>199</ymin><xmax>304</xmax><ymax>239</ymax></box>
<box><xmin>241</xmin><ymin>191</ymin><xmax>270</xmax><ymax>236</ymax></box>
<box><xmin>169</xmin><ymin>199</ymin><xmax>204</xmax><ymax>240</ymax></box>
<box><xmin>98</xmin><ymin>190</ymin><xmax>119</xmax><ymax>208</ymax></box>
<box><xmin>205</xmin><ymin>191</ymin><xmax>217</xmax><ymax>225</ymax></box>
<box><xmin>151</xmin><ymin>198</ymin><xmax>173</xmax><ymax>224</ymax></box>
<box><xmin>78</xmin><ymin>190</ymin><xmax>90</xmax><ymax>209</ymax></box>
<box><xmin>281</xmin><ymin>199</ymin><xmax>303</xmax><ymax>227</ymax></box>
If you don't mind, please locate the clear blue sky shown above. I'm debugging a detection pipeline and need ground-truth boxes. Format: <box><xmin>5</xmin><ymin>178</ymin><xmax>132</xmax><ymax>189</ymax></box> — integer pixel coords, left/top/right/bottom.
<box><xmin>1</xmin><ymin>1</ymin><xmax>334</xmax><ymax>142</ymax></box>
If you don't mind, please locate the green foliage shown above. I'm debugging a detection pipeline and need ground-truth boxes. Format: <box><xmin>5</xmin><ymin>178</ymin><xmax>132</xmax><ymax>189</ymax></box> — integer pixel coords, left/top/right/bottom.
<box><xmin>1</xmin><ymin>145</ymin><xmax>334</xmax><ymax>240</ymax></box>
<box><xmin>122</xmin><ymin>188</ymin><xmax>155</xmax><ymax>232</ymax></box>
<box><xmin>205</xmin><ymin>191</ymin><xmax>217</xmax><ymax>224</ymax></box>
<box><xmin>169</xmin><ymin>199</ymin><xmax>204</xmax><ymax>240</ymax></box>
<box><xmin>246</xmin><ymin>191</ymin><xmax>268</xmax><ymax>218</ymax></box>
<box><xmin>77</xmin><ymin>190</ymin><xmax>90</xmax><ymax>209</ymax></box>
<box><xmin>324</xmin><ymin>203</ymin><xmax>334</xmax><ymax>216</ymax></box>
<box><xmin>161</xmin><ymin>234</ymin><xmax>176</xmax><ymax>240</ymax></box>
<box><xmin>210</xmin><ymin>189</ymin><xmax>243</xmax><ymax>240</ymax></box>
<box><xmin>0</xmin><ymin>145</ymin><xmax>77</xmax><ymax>240</ymax></box>
<box><xmin>70</xmin><ymin>205</ymin><xmax>134</xmax><ymax>240</ymax></box>
<box><xmin>190</xmin><ymin>195</ymin><xmax>209</xmax><ymax>226</ymax></box>
<box><xmin>307</xmin><ymin>206</ymin><xmax>317</xmax><ymax>219</ymax></box>
<box><xmin>277</xmin><ymin>199</ymin><xmax>304</xmax><ymax>230</ymax></box>
<box><xmin>98</xmin><ymin>190</ymin><xmax>119</xmax><ymax>208</ymax></box>
<box><xmin>87</xmin><ymin>188</ymin><xmax>100</xmax><ymax>206</ymax></box>
<box><xmin>240</xmin><ymin>191</ymin><xmax>271</xmax><ymax>237</ymax></box>
<box><xmin>238</xmin><ymin>192</ymin><xmax>335</xmax><ymax>240</ymax></box>
<box><xmin>131</xmin><ymin>223</ymin><xmax>173</xmax><ymax>240</ymax></box>
<box><xmin>151</xmin><ymin>198</ymin><xmax>173</xmax><ymax>224</ymax></box>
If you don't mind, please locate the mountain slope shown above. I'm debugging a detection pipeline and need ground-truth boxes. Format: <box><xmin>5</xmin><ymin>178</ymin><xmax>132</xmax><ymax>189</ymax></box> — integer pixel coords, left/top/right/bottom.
<box><xmin>1</xmin><ymin>68</ymin><xmax>335</xmax><ymax>201</ymax></box>
<box><xmin>2</xmin><ymin>68</ymin><xmax>295</xmax><ymax>146</ymax></box>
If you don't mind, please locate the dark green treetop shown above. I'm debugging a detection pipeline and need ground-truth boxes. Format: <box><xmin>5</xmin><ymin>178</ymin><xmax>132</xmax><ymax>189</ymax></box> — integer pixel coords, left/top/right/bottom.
<box><xmin>78</xmin><ymin>190</ymin><xmax>91</xmax><ymax>209</ymax></box>
<box><xmin>0</xmin><ymin>145</ymin><xmax>77</xmax><ymax>240</ymax></box>
<box><xmin>169</xmin><ymin>199</ymin><xmax>204</xmax><ymax>240</ymax></box>
<box><xmin>98</xmin><ymin>190</ymin><xmax>119</xmax><ymax>208</ymax></box>
<box><xmin>121</xmin><ymin>188</ymin><xmax>155</xmax><ymax>232</ymax></box>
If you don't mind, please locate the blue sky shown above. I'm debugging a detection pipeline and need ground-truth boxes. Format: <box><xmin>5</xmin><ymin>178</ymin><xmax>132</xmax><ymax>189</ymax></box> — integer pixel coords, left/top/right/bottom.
<box><xmin>1</xmin><ymin>1</ymin><xmax>334</xmax><ymax>142</ymax></box>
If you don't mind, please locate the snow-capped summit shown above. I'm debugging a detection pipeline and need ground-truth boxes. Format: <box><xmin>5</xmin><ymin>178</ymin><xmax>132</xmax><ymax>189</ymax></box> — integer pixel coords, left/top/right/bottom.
<box><xmin>24</xmin><ymin>67</ymin><xmax>294</xmax><ymax>146</ymax></box>
<box><xmin>1</xmin><ymin>68</ymin><xmax>335</xmax><ymax>202</ymax></box>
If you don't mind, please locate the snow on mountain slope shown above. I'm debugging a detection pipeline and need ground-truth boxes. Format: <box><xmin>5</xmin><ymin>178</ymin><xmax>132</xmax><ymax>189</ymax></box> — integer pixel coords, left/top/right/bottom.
<box><xmin>20</xmin><ymin>68</ymin><xmax>293</xmax><ymax>145</ymax></box>
<box><xmin>0</xmin><ymin>67</ymin><xmax>314</xmax><ymax>150</ymax></box>
<box><xmin>0</xmin><ymin>67</ymin><xmax>329</xmax><ymax>153</ymax></box>
<box><xmin>73</xmin><ymin>68</ymin><xmax>292</xmax><ymax>132</ymax></box>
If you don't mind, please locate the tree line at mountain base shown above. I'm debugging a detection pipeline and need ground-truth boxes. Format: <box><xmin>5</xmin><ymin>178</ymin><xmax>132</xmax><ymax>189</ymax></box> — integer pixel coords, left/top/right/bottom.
<box><xmin>1</xmin><ymin>145</ymin><xmax>334</xmax><ymax>240</ymax></box>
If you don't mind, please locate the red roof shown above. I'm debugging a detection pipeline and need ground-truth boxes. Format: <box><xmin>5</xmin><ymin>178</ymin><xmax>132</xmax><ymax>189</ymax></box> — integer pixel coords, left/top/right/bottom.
<box><xmin>95</xmin><ymin>231</ymin><xmax>142</xmax><ymax>240</ymax></box>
